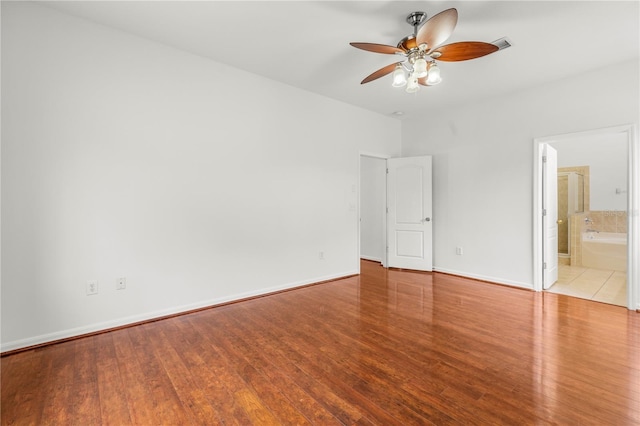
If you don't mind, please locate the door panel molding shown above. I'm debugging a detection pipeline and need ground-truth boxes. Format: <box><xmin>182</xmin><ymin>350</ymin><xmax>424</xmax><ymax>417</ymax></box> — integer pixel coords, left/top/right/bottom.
<box><xmin>387</xmin><ymin>156</ymin><xmax>433</xmax><ymax>271</ymax></box>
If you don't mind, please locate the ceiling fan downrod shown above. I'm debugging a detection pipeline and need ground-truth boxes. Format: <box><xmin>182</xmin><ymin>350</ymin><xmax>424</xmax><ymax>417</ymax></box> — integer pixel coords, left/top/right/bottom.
<box><xmin>406</xmin><ymin>11</ymin><xmax>427</xmax><ymax>36</ymax></box>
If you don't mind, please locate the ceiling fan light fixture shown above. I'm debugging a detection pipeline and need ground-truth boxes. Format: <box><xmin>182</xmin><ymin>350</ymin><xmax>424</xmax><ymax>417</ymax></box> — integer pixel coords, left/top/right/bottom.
<box><xmin>392</xmin><ymin>64</ymin><xmax>407</xmax><ymax>87</ymax></box>
<box><xmin>426</xmin><ymin>62</ymin><xmax>442</xmax><ymax>85</ymax></box>
<box><xmin>350</xmin><ymin>7</ymin><xmax>504</xmax><ymax>95</ymax></box>
<box><xmin>413</xmin><ymin>57</ymin><xmax>428</xmax><ymax>78</ymax></box>
<box><xmin>406</xmin><ymin>73</ymin><xmax>420</xmax><ymax>93</ymax></box>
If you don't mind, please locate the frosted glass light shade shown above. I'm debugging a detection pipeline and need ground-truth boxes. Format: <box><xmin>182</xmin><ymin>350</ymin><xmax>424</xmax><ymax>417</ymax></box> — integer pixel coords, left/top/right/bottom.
<box><xmin>406</xmin><ymin>73</ymin><xmax>420</xmax><ymax>93</ymax></box>
<box><xmin>426</xmin><ymin>63</ymin><xmax>442</xmax><ymax>85</ymax></box>
<box><xmin>413</xmin><ymin>57</ymin><xmax>428</xmax><ymax>78</ymax></box>
<box><xmin>392</xmin><ymin>65</ymin><xmax>407</xmax><ymax>87</ymax></box>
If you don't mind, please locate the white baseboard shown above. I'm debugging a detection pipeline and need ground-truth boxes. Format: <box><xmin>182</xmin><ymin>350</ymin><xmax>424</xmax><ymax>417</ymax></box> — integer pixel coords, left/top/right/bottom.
<box><xmin>433</xmin><ymin>267</ymin><xmax>533</xmax><ymax>290</ymax></box>
<box><xmin>1</xmin><ymin>270</ymin><xmax>357</xmax><ymax>353</ymax></box>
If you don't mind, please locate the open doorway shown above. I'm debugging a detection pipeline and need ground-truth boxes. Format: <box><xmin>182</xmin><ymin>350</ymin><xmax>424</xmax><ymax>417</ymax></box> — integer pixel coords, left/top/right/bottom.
<box><xmin>360</xmin><ymin>155</ymin><xmax>387</xmax><ymax>266</ymax></box>
<box><xmin>359</xmin><ymin>154</ymin><xmax>434</xmax><ymax>272</ymax></box>
<box><xmin>533</xmin><ymin>125</ymin><xmax>639</xmax><ymax>311</ymax></box>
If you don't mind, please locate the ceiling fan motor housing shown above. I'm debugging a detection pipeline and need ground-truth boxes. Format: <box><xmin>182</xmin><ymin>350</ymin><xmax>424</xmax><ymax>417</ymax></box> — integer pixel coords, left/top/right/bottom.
<box><xmin>399</xmin><ymin>12</ymin><xmax>429</xmax><ymax>51</ymax></box>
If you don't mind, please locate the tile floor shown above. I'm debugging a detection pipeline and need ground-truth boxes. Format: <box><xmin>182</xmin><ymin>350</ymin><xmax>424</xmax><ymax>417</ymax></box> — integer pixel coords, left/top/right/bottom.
<box><xmin>547</xmin><ymin>263</ymin><xmax>627</xmax><ymax>307</ymax></box>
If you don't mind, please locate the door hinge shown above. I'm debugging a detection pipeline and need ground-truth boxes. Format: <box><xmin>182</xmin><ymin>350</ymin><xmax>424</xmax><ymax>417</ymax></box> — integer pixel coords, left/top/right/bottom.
<box><xmin>543</xmin><ymin>262</ymin><xmax>547</xmax><ymax>269</ymax></box>
<box><xmin>386</xmin><ymin>168</ymin><xmax>389</xmax><ymax>174</ymax></box>
<box><xmin>542</xmin><ymin>156</ymin><xmax>547</xmax><ymax>163</ymax></box>
<box><xmin>543</xmin><ymin>209</ymin><xmax>547</xmax><ymax>216</ymax></box>
<box><xmin>386</xmin><ymin>207</ymin><xmax>388</xmax><ymax>213</ymax></box>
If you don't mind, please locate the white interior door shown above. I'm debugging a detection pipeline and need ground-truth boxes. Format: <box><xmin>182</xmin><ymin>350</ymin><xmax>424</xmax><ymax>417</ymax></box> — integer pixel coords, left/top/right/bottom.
<box><xmin>543</xmin><ymin>144</ymin><xmax>558</xmax><ymax>289</ymax></box>
<box><xmin>387</xmin><ymin>156</ymin><xmax>433</xmax><ymax>271</ymax></box>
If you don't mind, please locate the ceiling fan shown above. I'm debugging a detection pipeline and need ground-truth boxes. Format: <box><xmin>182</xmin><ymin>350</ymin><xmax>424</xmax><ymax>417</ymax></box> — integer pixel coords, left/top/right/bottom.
<box><xmin>350</xmin><ymin>8</ymin><xmax>505</xmax><ymax>93</ymax></box>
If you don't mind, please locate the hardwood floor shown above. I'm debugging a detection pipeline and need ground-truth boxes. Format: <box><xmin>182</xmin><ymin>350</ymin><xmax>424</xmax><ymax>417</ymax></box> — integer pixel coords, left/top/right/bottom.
<box><xmin>2</xmin><ymin>260</ymin><xmax>639</xmax><ymax>425</ymax></box>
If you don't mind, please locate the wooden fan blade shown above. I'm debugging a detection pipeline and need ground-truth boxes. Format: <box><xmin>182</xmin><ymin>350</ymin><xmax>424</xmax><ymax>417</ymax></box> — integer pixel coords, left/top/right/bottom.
<box><xmin>350</xmin><ymin>42</ymin><xmax>404</xmax><ymax>55</ymax></box>
<box><xmin>432</xmin><ymin>41</ymin><xmax>499</xmax><ymax>61</ymax></box>
<box><xmin>416</xmin><ymin>8</ymin><xmax>458</xmax><ymax>51</ymax></box>
<box><xmin>417</xmin><ymin>77</ymin><xmax>430</xmax><ymax>86</ymax></box>
<box><xmin>361</xmin><ymin>62</ymin><xmax>403</xmax><ymax>84</ymax></box>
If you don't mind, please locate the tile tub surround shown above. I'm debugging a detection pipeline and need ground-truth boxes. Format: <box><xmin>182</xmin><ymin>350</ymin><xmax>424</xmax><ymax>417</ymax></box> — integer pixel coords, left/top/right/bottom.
<box><xmin>584</xmin><ymin>210</ymin><xmax>628</xmax><ymax>233</ymax></box>
<box><xmin>570</xmin><ymin>212</ymin><xmax>587</xmax><ymax>266</ymax></box>
<box><xmin>571</xmin><ymin>211</ymin><xmax>627</xmax><ymax>267</ymax></box>
<box><xmin>581</xmin><ymin>232</ymin><xmax>627</xmax><ymax>272</ymax></box>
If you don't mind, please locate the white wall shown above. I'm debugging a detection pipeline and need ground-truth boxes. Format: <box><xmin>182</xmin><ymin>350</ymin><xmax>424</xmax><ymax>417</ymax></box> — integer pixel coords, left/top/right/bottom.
<box><xmin>555</xmin><ymin>132</ymin><xmax>628</xmax><ymax>211</ymax></box>
<box><xmin>359</xmin><ymin>156</ymin><xmax>386</xmax><ymax>262</ymax></box>
<box><xmin>401</xmin><ymin>58</ymin><xmax>639</xmax><ymax>287</ymax></box>
<box><xmin>0</xmin><ymin>2</ymin><xmax>401</xmax><ymax>351</ymax></box>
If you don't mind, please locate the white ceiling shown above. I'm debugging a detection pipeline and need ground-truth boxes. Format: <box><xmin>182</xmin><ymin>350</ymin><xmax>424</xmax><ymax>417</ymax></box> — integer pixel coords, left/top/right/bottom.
<box><xmin>42</xmin><ymin>1</ymin><xmax>639</xmax><ymax>120</ymax></box>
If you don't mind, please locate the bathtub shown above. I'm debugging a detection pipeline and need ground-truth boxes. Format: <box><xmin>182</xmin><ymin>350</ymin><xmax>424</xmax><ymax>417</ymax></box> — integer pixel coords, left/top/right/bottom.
<box><xmin>581</xmin><ymin>232</ymin><xmax>627</xmax><ymax>271</ymax></box>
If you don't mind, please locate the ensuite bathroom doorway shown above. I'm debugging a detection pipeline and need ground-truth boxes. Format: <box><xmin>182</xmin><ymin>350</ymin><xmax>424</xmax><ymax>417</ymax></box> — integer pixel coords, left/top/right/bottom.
<box><xmin>534</xmin><ymin>125</ymin><xmax>638</xmax><ymax>310</ymax></box>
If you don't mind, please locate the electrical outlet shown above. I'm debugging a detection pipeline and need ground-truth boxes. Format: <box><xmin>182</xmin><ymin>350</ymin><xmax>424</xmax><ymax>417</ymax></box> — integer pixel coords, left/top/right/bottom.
<box><xmin>456</xmin><ymin>247</ymin><xmax>463</xmax><ymax>255</ymax></box>
<box><xmin>319</xmin><ymin>251</ymin><xmax>325</xmax><ymax>260</ymax></box>
<box><xmin>86</xmin><ymin>280</ymin><xmax>98</xmax><ymax>295</ymax></box>
<box><xmin>116</xmin><ymin>277</ymin><xmax>126</xmax><ymax>290</ymax></box>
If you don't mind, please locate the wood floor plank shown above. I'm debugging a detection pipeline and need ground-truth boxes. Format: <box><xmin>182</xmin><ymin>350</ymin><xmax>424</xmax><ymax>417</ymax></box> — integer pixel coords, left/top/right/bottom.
<box><xmin>38</xmin><ymin>343</ymin><xmax>76</xmax><ymax>425</ymax></box>
<box><xmin>184</xmin><ymin>313</ymin><xmax>341</xmax><ymax>425</ymax></box>
<box><xmin>293</xmin><ymin>287</ymin><xmax>524</xmax><ymax>425</ymax></box>
<box><xmin>0</xmin><ymin>349</ymin><xmax>47</xmax><ymax>425</ymax></box>
<box><xmin>2</xmin><ymin>260</ymin><xmax>639</xmax><ymax>425</ymax></box>
<box><xmin>126</xmin><ymin>324</ymin><xmax>191</xmax><ymax>424</ymax></box>
<box><xmin>214</xmin><ymin>307</ymin><xmax>376</xmax><ymax>425</ymax></box>
<box><xmin>162</xmin><ymin>316</ymin><xmax>250</xmax><ymax>425</ymax></box>
<box><xmin>175</xmin><ymin>311</ymin><xmax>270</xmax><ymax>425</ymax></box>
<box><xmin>195</xmin><ymin>308</ymin><xmax>362</xmax><ymax>424</ymax></box>
<box><xmin>94</xmin><ymin>333</ymin><xmax>133</xmax><ymax>425</ymax></box>
<box><xmin>193</xmin><ymin>328</ymin><xmax>312</xmax><ymax>424</ymax></box>
<box><xmin>244</xmin><ymin>295</ymin><xmax>405</xmax><ymax>422</ymax></box>
<box><xmin>254</xmin><ymin>293</ymin><xmax>453</xmax><ymax>424</ymax></box>
<box><xmin>149</xmin><ymin>326</ymin><xmax>223</xmax><ymax>425</ymax></box>
<box><xmin>233</xmin><ymin>388</ymin><xmax>281</xmax><ymax>425</ymax></box>
<box><xmin>225</xmin><ymin>309</ymin><xmax>390</xmax><ymax>424</ymax></box>
<box><xmin>110</xmin><ymin>327</ymin><xmax>157</xmax><ymax>424</ymax></box>
<box><xmin>68</xmin><ymin>337</ymin><xmax>101</xmax><ymax>425</ymax></box>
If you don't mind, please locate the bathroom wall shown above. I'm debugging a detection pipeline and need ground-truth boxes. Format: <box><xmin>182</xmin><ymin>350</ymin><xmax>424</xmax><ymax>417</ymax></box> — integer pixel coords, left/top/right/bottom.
<box><xmin>555</xmin><ymin>133</ymin><xmax>628</xmax><ymax>211</ymax></box>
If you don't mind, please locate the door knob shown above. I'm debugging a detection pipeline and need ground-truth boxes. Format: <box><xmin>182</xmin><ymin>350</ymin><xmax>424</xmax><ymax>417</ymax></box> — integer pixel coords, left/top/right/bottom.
<box><xmin>557</xmin><ymin>219</ymin><xmax>563</xmax><ymax>224</ymax></box>
<box><xmin>425</xmin><ymin>217</ymin><xmax>431</xmax><ymax>222</ymax></box>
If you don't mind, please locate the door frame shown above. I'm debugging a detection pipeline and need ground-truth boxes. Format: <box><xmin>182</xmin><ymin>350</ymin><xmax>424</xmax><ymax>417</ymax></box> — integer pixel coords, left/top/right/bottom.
<box><xmin>532</xmin><ymin>124</ymin><xmax>639</xmax><ymax>311</ymax></box>
<box><xmin>542</xmin><ymin>144</ymin><xmax>559</xmax><ymax>289</ymax></box>
<box><xmin>359</xmin><ymin>152</ymin><xmax>390</xmax><ymax>271</ymax></box>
